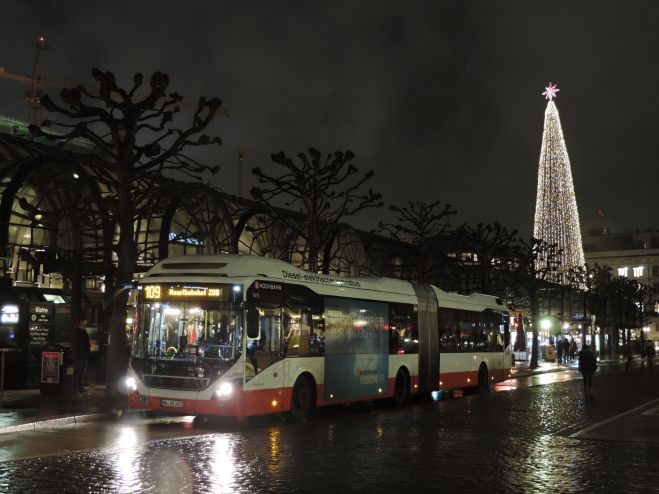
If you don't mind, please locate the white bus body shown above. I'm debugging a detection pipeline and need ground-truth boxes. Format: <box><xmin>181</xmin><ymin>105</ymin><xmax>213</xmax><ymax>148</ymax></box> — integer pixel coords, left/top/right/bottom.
<box><xmin>126</xmin><ymin>254</ymin><xmax>512</xmax><ymax>417</ymax></box>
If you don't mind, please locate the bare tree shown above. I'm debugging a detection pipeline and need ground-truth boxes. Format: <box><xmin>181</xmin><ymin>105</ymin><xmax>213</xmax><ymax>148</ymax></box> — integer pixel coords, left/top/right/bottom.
<box><xmin>607</xmin><ymin>276</ymin><xmax>651</xmax><ymax>354</ymax></box>
<box><xmin>251</xmin><ymin>148</ymin><xmax>382</xmax><ymax>273</ymax></box>
<box><xmin>376</xmin><ymin>200</ymin><xmax>456</xmax><ymax>284</ymax></box>
<box><xmin>635</xmin><ymin>283</ymin><xmax>656</xmax><ymax>350</ymax></box>
<box><xmin>509</xmin><ymin>237</ymin><xmax>562</xmax><ymax>369</ymax></box>
<box><xmin>30</xmin><ymin>68</ymin><xmax>223</xmax><ymax>395</ymax></box>
<box><xmin>454</xmin><ymin>222</ymin><xmax>517</xmax><ymax>295</ymax></box>
<box><xmin>567</xmin><ymin>264</ymin><xmax>612</xmax><ymax>344</ymax></box>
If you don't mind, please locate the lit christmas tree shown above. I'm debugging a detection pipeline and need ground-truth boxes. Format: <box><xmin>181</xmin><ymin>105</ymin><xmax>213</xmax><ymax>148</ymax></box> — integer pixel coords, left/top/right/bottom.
<box><xmin>533</xmin><ymin>83</ymin><xmax>585</xmax><ymax>282</ymax></box>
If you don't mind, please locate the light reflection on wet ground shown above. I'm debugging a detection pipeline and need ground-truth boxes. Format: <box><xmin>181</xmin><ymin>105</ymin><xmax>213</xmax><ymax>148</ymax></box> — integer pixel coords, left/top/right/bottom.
<box><xmin>1</xmin><ymin>369</ymin><xmax>657</xmax><ymax>493</ymax></box>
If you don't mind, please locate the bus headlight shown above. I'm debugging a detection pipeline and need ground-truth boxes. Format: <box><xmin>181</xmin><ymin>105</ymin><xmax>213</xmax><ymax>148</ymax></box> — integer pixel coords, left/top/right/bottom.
<box><xmin>125</xmin><ymin>376</ymin><xmax>137</xmax><ymax>392</ymax></box>
<box><xmin>216</xmin><ymin>381</ymin><xmax>233</xmax><ymax>398</ymax></box>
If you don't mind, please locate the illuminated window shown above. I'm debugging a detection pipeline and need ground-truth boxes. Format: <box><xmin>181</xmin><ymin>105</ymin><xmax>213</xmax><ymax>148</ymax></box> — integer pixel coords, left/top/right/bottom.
<box><xmin>617</xmin><ymin>267</ymin><xmax>628</xmax><ymax>277</ymax></box>
<box><xmin>633</xmin><ymin>266</ymin><xmax>644</xmax><ymax>277</ymax></box>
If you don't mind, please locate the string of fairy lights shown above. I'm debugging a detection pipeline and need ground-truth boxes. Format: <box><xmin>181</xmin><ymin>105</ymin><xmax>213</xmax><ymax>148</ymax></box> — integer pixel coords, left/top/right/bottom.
<box><xmin>533</xmin><ymin>84</ymin><xmax>586</xmax><ymax>282</ymax></box>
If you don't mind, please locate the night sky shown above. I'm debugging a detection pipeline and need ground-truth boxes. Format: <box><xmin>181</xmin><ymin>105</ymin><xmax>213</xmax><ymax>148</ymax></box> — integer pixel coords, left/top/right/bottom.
<box><xmin>1</xmin><ymin>1</ymin><xmax>657</xmax><ymax>239</ymax></box>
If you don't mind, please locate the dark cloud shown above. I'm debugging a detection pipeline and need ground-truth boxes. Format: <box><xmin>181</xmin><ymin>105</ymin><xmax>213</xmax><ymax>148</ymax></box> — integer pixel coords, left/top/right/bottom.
<box><xmin>1</xmin><ymin>1</ymin><xmax>656</xmax><ymax>238</ymax></box>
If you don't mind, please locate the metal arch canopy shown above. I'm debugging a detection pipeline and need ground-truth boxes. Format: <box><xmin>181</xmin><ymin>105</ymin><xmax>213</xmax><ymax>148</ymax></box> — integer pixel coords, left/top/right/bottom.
<box><xmin>0</xmin><ymin>137</ymin><xmax>112</xmax><ymax>269</ymax></box>
<box><xmin>323</xmin><ymin>224</ymin><xmax>371</xmax><ymax>277</ymax></box>
<box><xmin>155</xmin><ymin>181</ymin><xmax>236</xmax><ymax>261</ymax></box>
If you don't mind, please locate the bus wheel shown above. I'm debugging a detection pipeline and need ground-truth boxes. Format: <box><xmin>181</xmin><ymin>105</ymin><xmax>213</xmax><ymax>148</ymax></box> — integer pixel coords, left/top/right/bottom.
<box><xmin>290</xmin><ymin>374</ymin><xmax>315</xmax><ymax>420</ymax></box>
<box><xmin>393</xmin><ymin>368</ymin><xmax>410</xmax><ymax>406</ymax></box>
<box><xmin>477</xmin><ymin>364</ymin><xmax>490</xmax><ymax>393</ymax></box>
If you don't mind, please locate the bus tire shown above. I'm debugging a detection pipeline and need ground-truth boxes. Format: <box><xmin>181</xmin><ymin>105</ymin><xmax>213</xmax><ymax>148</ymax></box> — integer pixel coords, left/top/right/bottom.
<box><xmin>290</xmin><ymin>374</ymin><xmax>315</xmax><ymax>420</ymax></box>
<box><xmin>478</xmin><ymin>364</ymin><xmax>490</xmax><ymax>393</ymax></box>
<box><xmin>393</xmin><ymin>368</ymin><xmax>410</xmax><ymax>406</ymax></box>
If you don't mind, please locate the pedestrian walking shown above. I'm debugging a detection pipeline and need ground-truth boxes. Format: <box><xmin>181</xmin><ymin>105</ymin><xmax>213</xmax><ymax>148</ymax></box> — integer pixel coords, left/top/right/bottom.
<box><xmin>578</xmin><ymin>343</ymin><xmax>597</xmax><ymax>397</ymax></box>
<box><xmin>570</xmin><ymin>337</ymin><xmax>577</xmax><ymax>361</ymax></box>
<box><xmin>646</xmin><ymin>341</ymin><xmax>656</xmax><ymax>373</ymax></box>
<box><xmin>624</xmin><ymin>342</ymin><xmax>633</xmax><ymax>371</ymax></box>
<box><xmin>563</xmin><ymin>338</ymin><xmax>570</xmax><ymax>363</ymax></box>
<box><xmin>72</xmin><ymin>319</ymin><xmax>91</xmax><ymax>395</ymax></box>
<box><xmin>557</xmin><ymin>338</ymin><xmax>564</xmax><ymax>366</ymax></box>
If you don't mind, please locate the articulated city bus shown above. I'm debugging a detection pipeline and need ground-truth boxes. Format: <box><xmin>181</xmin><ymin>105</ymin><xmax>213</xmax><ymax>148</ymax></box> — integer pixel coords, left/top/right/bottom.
<box><xmin>125</xmin><ymin>254</ymin><xmax>512</xmax><ymax>418</ymax></box>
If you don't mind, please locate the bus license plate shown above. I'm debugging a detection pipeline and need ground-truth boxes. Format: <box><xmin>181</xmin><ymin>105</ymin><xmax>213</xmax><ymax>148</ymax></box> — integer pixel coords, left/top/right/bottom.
<box><xmin>160</xmin><ymin>399</ymin><xmax>184</xmax><ymax>408</ymax></box>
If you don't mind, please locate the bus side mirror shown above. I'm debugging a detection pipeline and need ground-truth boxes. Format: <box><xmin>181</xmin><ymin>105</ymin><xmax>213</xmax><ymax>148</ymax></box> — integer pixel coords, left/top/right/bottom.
<box><xmin>247</xmin><ymin>309</ymin><xmax>260</xmax><ymax>339</ymax></box>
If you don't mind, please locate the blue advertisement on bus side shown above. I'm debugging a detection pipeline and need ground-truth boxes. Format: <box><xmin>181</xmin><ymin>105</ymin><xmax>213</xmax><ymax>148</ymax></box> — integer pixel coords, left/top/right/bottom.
<box><xmin>323</xmin><ymin>297</ymin><xmax>389</xmax><ymax>401</ymax></box>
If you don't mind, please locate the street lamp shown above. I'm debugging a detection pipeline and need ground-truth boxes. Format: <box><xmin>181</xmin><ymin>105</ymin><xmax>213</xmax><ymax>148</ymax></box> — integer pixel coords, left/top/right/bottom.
<box><xmin>540</xmin><ymin>319</ymin><xmax>551</xmax><ymax>331</ymax></box>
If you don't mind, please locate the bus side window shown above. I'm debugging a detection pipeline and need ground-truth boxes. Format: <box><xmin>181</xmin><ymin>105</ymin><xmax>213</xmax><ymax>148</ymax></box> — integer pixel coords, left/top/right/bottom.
<box><xmin>389</xmin><ymin>328</ymin><xmax>400</xmax><ymax>354</ymax></box>
<box><xmin>389</xmin><ymin>303</ymin><xmax>417</xmax><ymax>354</ymax></box>
<box><xmin>401</xmin><ymin>325</ymin><xmax>419</xmax><ymax>354</ymax></box>
<box><xmin>310</xmin><ymin>316</ymin><xmax>325</xmax><ymax>355</ymax></box>
<box><xmin>283</xmin><ymin>310</ymin><xmax>300</xmax><ymax>356</ymax></box>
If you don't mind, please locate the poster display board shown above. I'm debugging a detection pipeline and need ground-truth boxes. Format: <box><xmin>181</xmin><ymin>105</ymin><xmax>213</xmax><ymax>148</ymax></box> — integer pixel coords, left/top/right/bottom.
<box><xmin>41</xmin><ymin>351</ymin><xmax>61</xmax><ymax>383</ymax></box>
<box><xmin>323</xmin><ymin>297</ymin><xmax>389</xmax><ymax>401</ymax></box>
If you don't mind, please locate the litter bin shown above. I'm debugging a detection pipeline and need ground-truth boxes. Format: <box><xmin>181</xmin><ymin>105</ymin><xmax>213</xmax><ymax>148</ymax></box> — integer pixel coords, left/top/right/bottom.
<box><xmin>60</xmin><ymin>346</ymin><xmax>75</xmax><ymax>395</ymax></box>
<box><xmin>40</xmin><ymin>343</ymin><xmax>75</xmax><ymax>396</ymax></box>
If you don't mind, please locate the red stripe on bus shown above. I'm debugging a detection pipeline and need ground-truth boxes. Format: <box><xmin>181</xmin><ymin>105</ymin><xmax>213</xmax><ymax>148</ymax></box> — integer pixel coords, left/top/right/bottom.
<box><xmin>128</xmin><ymin>366</ymin><xmax>508</xmax><ymax>417</ymax></box>
<box><xmin>438</xmin><ymin>367</ymin><xmax>510</xmax><ymax>389</ymax></box>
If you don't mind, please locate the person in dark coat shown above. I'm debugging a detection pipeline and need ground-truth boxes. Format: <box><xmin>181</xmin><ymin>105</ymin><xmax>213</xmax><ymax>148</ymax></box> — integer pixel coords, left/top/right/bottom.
<box><xmin>578</xmin><ymin>344</ymin><xmax>597</xmax><ymax>397</ymax></box>
<box><xmin>72</xmin><ymin>319</ymin><xmax>91</xmax><ymax>394</ymax></box>
<box><xmin>646</xmin><ymin>341</ymin><xmax>656</xmax><ymax>372</ymax></box>
<box><xmin>556</xmin><ymin>338</ymin><xmax>564</xmax><ymax>366</ymax></box>
<box><xmin>570</xmin><ymin>338</ymin><xmax>577</xmax><ymax>361</ymax></box>
<box><xmin>563</xmin><ymin>338</ymin><xmax>571</xmax><ymax>362</ymax></box>
<box><xmin>624</xmin><ymin>342</ymin><xmax>633</xmax><ymax>371</ymax></box>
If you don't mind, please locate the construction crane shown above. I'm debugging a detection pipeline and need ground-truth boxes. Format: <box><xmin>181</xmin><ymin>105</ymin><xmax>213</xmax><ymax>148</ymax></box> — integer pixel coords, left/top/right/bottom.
<box><xmin>0</xmin><ymin>36</ymin><xmax>229</xmax><ymax>126</ymax></box>
<box><xmin>28</xmin><ymin>36</ymin><xmax>48</xmax><ymax>125</ymax></box>
<box><xmin>0</xmin><ymin>36</ymin><xmax>49</xmax><ymax>125</ymax></box>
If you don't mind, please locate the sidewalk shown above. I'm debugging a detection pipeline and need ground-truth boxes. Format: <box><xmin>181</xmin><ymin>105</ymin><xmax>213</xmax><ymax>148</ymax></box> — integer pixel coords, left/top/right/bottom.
<box><xmin>0</xmin><ymin>383</ymin><xmax>128</xmax><ymax>434</ymax></box>
<box><xmin>511</xmin><ymin>354</ymin><xmax>635</xmax><ymax>379</ymax></box>
<box><xmin>510</xmin><ymin>358</ymin><xmax>578</xmax><ymax>378</ymax></box>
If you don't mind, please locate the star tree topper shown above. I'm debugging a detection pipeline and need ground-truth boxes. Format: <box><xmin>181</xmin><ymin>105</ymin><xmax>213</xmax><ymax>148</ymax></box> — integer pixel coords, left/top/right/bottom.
<box><xmin>542</xmin><ymin>82</ymin><xmax>559</xmax><ymax>101</ymax></box>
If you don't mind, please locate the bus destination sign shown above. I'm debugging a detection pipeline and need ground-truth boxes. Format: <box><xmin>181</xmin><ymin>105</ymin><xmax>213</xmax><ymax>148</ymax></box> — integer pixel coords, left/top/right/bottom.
<box><xmin>142</xmin><ymin>284</ymin><xmax>229</xmax><ymax>301</ymax></box>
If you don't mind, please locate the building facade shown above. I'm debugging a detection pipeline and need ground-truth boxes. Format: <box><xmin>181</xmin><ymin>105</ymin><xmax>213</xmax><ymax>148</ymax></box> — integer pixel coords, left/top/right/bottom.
<box><xmin>583</xmin><ymin>229</ymin><xmax>659</xmax><ymax>342</ymax></box>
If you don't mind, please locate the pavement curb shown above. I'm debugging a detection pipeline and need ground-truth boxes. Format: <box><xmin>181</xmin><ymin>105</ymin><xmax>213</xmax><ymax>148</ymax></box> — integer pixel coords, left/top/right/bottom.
<box><xmin>0</xmin><ymin>409</ymin><xmax>132</xmax><ymax>435</ymax></box>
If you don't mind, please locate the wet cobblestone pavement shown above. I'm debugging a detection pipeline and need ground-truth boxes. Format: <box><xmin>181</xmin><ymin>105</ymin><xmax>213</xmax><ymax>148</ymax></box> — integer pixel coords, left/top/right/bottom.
<box><xmin>1</xmin><ymin>369</ymin><xmax>658</xmax><ymax>493</ymax></box>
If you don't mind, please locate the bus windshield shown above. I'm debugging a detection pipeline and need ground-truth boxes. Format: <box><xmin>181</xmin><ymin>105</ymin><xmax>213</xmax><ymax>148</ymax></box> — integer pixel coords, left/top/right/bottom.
<box><xmin>131</xmin><ymin>300</ymin><xmax>243</xmax><ymax>368</ymax></box>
